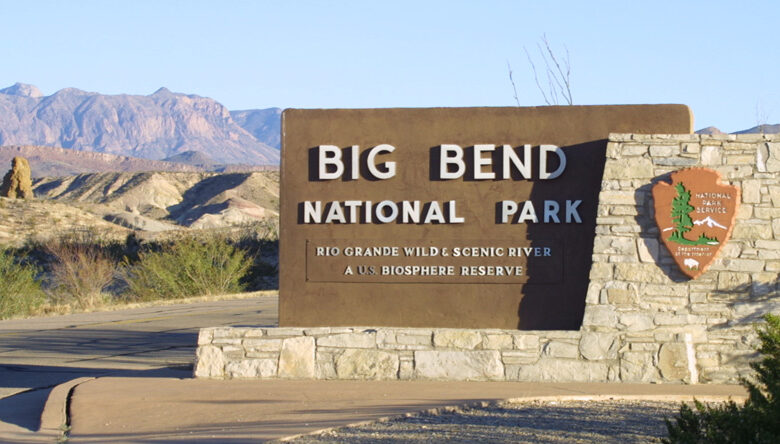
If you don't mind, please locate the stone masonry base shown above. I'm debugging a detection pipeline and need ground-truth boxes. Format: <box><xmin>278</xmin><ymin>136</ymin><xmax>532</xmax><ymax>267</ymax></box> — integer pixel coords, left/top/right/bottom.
<box><xmin>194</xmin><ymin>325</ymin><xmax>743</xmax><ymax>383</ymax></box>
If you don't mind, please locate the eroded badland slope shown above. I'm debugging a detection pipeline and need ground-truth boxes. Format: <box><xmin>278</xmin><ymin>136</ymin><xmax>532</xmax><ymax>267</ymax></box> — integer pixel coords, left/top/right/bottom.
<box><xmin>0</xmin><ymin>170</ymin><xmax>279</xmax><ymax>245</ymax></box>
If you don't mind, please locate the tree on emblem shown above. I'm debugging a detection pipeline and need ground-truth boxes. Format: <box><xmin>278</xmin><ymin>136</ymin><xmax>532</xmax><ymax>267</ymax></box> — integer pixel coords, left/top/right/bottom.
<box><xmin>669</xmin><ymin>182</ymin><xmax>694</xmax><ymax>243</ymax></box>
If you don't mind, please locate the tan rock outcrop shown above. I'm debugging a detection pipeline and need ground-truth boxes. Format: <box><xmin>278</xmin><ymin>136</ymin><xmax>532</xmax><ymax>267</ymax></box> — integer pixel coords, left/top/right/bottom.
<box><xmin>0</xmin><ymin>156</ymin><xmax>33</xmax><ymax>199</ymax></box>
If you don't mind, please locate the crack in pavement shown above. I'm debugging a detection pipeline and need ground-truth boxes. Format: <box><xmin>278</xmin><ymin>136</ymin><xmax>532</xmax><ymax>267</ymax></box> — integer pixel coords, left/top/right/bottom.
<box><xmin>1</xmin><ymin>365</ymin><xmax>100</xmax><ymax>375</ymax></box>
<box><xmin>64</xmin><ymin>345</ymin><xmax>196</xmax><ymax>364</ymax></box>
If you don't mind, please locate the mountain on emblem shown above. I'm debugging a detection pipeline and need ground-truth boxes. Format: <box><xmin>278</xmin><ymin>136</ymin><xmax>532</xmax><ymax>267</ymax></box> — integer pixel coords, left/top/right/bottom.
<box><xmin>651</xmin><ymin>168</ymin><xmax>740</xmax><ymax>279</ymax></box>
<box><xmin>692</xmin><ymin>216</ymin><xmax>727</xmax><ymax>229</ymax></box>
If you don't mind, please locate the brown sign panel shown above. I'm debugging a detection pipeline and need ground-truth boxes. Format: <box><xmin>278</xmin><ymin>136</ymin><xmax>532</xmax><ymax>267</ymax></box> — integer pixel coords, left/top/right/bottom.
<box><xmin>281</xmin><ymin>105</ymin><xmax>692</xmax><ymax>330</ymax></box>
<box><xmin>652</xmin><ymin>168</ymin><xmax>740</xmax><ymax>279</ymax></box>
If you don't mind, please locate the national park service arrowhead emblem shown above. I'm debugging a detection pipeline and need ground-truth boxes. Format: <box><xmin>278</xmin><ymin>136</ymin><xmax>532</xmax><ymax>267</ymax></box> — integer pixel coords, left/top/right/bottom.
<box><xmin>652</xmin><ymin>168</ymin><xmax>740</xmax><ymax>279</ymax></box>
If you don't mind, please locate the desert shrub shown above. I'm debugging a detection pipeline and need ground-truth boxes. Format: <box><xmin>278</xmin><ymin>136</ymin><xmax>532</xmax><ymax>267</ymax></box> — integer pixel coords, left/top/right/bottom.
<box><xmin>122</xmin><ymin>235</ymin><xmax>252</xmax><ymax>300</ymax></box>
<box><xmin>255</xmin><ymin>217</ymin><xmax>279</xmax><ymax>241</ymax></box>
<box><xmin>663</xmin><ymin>314</ymin><xmax>780</xmax><ymax>444</ymax></box>
<box><xmin>46</xmin><ymin>239</ymin><xmax>118</xmax><ymax>309</ymax></box>
<box><xmin>232</xmin><ymin>221</ymin><xmax>278</xmax><ymax>290</ymax></box>
<box><xmin>0</xmin><ymin>249</ymin><xmax>46</xmax><ymax>319</ymax></box>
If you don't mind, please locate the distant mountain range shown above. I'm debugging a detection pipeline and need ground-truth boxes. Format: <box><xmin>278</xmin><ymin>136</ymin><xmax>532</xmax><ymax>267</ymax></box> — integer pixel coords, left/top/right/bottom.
<box><xmin>695</xmin><ymin>124</ymin><xmax>780</xmax><ymax>135</ymax></box>
<box><xmin>1</xmin><ymin>82</ymin><xmax>776</xmax><ymax>169</ymax></box>
<box><xmin>0</xmin><ymin>83</ymin><xmax>280</xmax><ymax>165</ymax></box>
<box><xmin>230</xmin><ymin>108</ymin><xmax>281</xmax><ymax>151</ymax></box>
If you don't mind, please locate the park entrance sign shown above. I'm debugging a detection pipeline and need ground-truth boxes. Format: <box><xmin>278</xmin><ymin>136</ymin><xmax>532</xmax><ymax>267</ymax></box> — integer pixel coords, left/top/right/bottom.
<box><xmin>280</xmin><ymin>105</ymin><xmax>692</xmax><ymax>330</ymax></box>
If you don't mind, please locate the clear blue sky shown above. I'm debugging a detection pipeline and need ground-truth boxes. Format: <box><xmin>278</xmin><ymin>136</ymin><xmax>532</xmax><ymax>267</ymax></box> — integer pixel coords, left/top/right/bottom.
<box><xmin>1</xmin><ymin>0</ymin><xmax>777</xmax><ymax>132</ymax></box>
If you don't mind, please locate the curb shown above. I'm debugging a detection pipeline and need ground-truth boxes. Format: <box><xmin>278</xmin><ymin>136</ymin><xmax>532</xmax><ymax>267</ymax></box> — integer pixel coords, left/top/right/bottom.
<box><xmin>38</xmin><ymin>377</ymin><xmax>94</xmax><ymax>440</ymax></box>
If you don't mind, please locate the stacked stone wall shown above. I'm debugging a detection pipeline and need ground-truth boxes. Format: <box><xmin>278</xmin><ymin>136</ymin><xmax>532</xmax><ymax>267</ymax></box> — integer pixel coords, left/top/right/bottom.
<box><xmin>584</xmin><ymin>133</ymin><xmax>779</xmax><ymax>384</ymax></box>
<box><xmin>195</xmin><ymin>134</ymin><xmax>779</xmax><ymax>383</ymax></box>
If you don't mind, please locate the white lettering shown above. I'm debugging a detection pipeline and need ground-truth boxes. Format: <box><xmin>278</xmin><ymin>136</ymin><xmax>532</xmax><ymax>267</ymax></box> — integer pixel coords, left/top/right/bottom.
<box><xmin>349</xmin><ymin>145</ymin><xmax>359</xmax><ymax>180</ymax></box>
<box><xmin>343</xmin><ymin>200</ymin><xmax>361</xmax><ymax>223</ymax></box>
<box><xmin>402</xmin><ymin>201</ymin><xmax>421</xmax><ymax>224</ymax></box>
<box><xmin>447</xmin><ymin>200</ymin><xmax>465</xmax><ymax>224</ymax></box>
<box><xmin>375</xmin><ymin>200</ymin><xmax>399</xmax><ymax>223</ymax></box>
<box><xmin>502</xmin><ymin>144</ymin><xmax>532</xmax><ymax>179</ymax></box>
<box><xmin>424</xmin><ymin>201</ymin><xmax>446</xmax><ymax>223</ymax></box>
<box><xmin>318</xmin><ymin>145</ymin><xmax>343</xmax><ymax>180</ymax></box>
<box><xmin>500</xmin><ymin>200</ymin><xmax>518</xmax><ymax>223</ymax></box>
<box><xmin>497</xmin><ymin>200</ymin><xmax>582</xmax><ymax>224</ymax></box>
<box><xmin>303</xmin><ymin>201</ymin><xmax>322</xmax><ymax>223</ymax></box>
<box><xmin>566</xmin><ymin>200</ymin><xmax>582</xmax><ymax>223</ymax></box>
<box><xmin>461</xmin><ymin>266</ymin><xmax>524</xmax><ymax>276</ymax></box>
<box><xmin>440</xmin><ymin>144</ymin><xmax>465</xmax><ymax>179</ymax></box>
<box><xmin>473</xmin><ymin>144</ymin><xmax>495</xmax><ymax>179</ymax></box>
<box><xmin>517</xmin><ymin>201</ymin><xmax>538</xmax><ymax>223</ymax></box>
<box><xmin>324</xmin><ymin>202</ymin><xmax>346</xmax><ymax>223</ymax></box>
<box><xmin>366</xmin><ymin>144</ymin><xmax>396</xmax><ymax>179</ymax></box>
<box><xmin>539</xmin><ymin>145</ymin><xmax>566</xmax><ymax>179</ymax></box>
<box><xmin>544</xmin><ymin>200</ymin><xmax>560</xmax><ymax>223</ymax></box>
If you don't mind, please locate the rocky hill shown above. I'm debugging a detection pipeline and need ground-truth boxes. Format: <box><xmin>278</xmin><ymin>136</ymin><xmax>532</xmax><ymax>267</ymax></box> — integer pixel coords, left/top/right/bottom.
<box><xmin>162</xmin><ymin>150</ymin><xmax>219</xmax><ymax>169</ymax></box>
<box><xmin>0</xmin><ymin>83</ymin><xmax>279</xmax><ymax>165</ymax></box>
<box><xmin>733</xmin><ymin>124</ymin><xmax>780</xmax><ymax>135</ymax></box>
<box><xmin>0</xmin><ymin>145</ymin><xmax>278</xmax><ymax>178</ymax></box>
<box><xmin>32</xmin><ymin>171</ymin><xmax>280</xmax><ymax>231</ymax></box>
<box><xmin>0</xmin><ymin>145</ymin><xmax>201</xmax><ymax>177</ymax></box>
<box><xmin>694</xmin><ymin>126</ymin><xmax>726</xmax><ymax>135</ymax></box>
<box><xmin>0</xmin><ymin>197</ymin><xmax>130</xmax><ymax>247</ymax></box>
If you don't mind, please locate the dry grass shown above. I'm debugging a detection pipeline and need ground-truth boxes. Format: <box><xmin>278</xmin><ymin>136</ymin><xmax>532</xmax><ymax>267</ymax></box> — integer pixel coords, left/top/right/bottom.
<box><xmin>43</xmin><ymin>230</ymin><xmax>122</xmax><ymax>309</ymax></box>
<box><xmin>10</xmin><ymin>290</ymin><xmax>275</xmax><ymax>319</ymax></box>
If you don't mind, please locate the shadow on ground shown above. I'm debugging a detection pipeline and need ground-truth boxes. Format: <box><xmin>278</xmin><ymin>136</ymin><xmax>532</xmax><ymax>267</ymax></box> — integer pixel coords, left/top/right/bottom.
<box><xmin>0</xmin><ymin>326</ymin><xmax>200</xmax><ymax>431</ymax></box>
<box><xmin>0</xmin><ymin>365</ymin><xmax>192</xmax><ymax>432</ymax></box>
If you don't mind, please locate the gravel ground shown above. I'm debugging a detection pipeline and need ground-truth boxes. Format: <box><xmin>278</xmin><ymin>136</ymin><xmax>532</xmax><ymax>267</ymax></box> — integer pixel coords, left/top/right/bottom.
<box><xmin>285</xmin><ymin>400</ymin><xmax>684</xmax><ymax>443</ymax></box>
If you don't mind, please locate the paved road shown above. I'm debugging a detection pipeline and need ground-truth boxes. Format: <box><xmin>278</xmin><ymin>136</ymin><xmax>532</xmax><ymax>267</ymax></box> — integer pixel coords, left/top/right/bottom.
<box><xmin>0</xmin><ymin>294</ymin><xmax>277</xmax><ymax>434</ymax></box>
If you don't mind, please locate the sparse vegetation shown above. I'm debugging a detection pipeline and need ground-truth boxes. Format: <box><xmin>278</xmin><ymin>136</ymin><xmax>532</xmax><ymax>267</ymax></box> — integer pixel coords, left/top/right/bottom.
<box><xmin>0</xmin><ymin>222</ymin><xmax>277</xmax><ymax>318</ymax></box>
<box><xmin>0</xmin><ymin>249</ymin><xmax>46</xmax><ymax>319</ymax></box>
<box><xmin>46</xmin><ymin>233</ymin><xmax>120</xmax><ymax>309</ymax></box>
<box><xmin>663</xmin><ymin>314</ymin><xmax>780</xmax><ymax>443</ymax></box>
<box><xmin>123</xmin><ymin>235</ymin><xmax>253</xmax><ymax>301</ymax></box>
